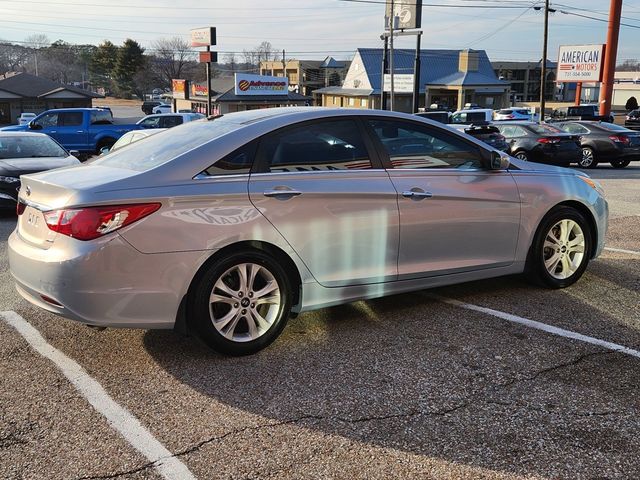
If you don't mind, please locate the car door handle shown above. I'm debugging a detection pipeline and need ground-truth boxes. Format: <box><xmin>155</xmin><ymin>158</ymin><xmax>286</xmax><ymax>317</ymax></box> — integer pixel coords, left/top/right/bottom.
<box><xmin>402</xmin><ymin>189</ymin><xmax>433</xmax><ymax>200</ymax></box>
<box><xmin>76</xmin><ymin>130</ymin><xmax>85</xmax><ymax>133</ymax></box>
<box><xmin>263</xmin><ymin>188</ymin><xmax>302</xmax><ymax>199</ymax></box>
<box><xmin>49</xmin><ymin>130</ymin><xmax>57</xmax><ymax>133</ymax></box>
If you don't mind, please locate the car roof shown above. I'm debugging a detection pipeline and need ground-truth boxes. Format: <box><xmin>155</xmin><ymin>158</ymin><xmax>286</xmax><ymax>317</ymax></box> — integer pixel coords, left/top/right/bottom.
<box><xmin>0</xmin><ymin>131</ymin><xmax>49</xmax><ymax>137</ymax></box>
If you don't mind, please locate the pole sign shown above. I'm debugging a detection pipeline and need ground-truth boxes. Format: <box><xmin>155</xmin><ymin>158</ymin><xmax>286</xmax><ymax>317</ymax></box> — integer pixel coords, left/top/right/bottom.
<box><xmin>191</xmin><ymin>27</ymin><xmax>216</xmax><ymax>47</ymax></box>
<box><xmin>385</xmin><ymin>0</ymin><xmax>422</xmax><ymax>30</ymax></box>
<box><xmin>556</xmin><ymin>44</ymin><xmax>605</xmax><ymax>82</ymax></box>
<box><xmin>172</xmin><ymin>79</ymin><xmax>188</xmax><ymax>99</ymax></box>
<box><xmin>234</xmin><ymin>73</ymin><xmax>288</xmax><ymax>96</ymax></box>
<box><xmin>383</xmin><ymin>74</ymin><xmax>414</xmax><ymax>92</ymax></box>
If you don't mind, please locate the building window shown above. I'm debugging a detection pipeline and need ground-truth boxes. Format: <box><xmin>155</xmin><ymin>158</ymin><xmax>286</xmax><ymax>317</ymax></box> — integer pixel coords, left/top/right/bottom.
<box><xmin>348</xmin><ymin>98</ymin><xmax>355</xmax><ymax>106</ymax></box>
<box><xmin>360</xmin><ymin>98</ymin><xmax>367</xmax><ymax>107</ymax></box>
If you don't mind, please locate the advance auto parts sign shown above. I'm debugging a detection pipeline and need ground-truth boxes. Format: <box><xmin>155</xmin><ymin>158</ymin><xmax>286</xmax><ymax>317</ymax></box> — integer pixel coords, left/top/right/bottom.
<box><xmin>234</xmin><ymin>73</ymin><xmax>288</xmax><ymax>96</ymax></box>
<box><xmin>557</xmin><ymin>44</ymin><xmax>605</xmax><ymax>82</ymax></box>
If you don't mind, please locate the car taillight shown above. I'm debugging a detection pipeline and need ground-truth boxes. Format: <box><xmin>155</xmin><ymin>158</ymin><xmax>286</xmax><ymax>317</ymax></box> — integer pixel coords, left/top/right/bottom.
<box><xmin>16</xmin><ymin>200</ymin><xmax>26</xmax><ymax>216</ymax></box>
<box><xmin>43</xmin><ymin>203</ymin><xmax>161</xmax><ymax>241</ymax></box>
<box><xmin>609</xmin><ymin>134</ymin><xmax>631</xmax><ymax>144</ymax></box>
<box><xmin>537</xmin><ymin>137</ymin><xmax>561</xmax><ymax>144</ymax></box>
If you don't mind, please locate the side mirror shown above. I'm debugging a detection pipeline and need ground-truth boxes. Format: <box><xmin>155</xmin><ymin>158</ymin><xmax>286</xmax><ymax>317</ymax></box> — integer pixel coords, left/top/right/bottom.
<box><xmin>99</xmin><ymin>146</ymin><xmax>110</xmax><ymax>155</ymax></box>
<box><xmin>490</xmin><ymin>151</ymin><xmax>510</xmax><ymax>170</ymax></box>
<box><xmin>69</xmin><ymin>150</ymin><xmax>81</xmax><ymax>158</ymax></box>
<box><xmin>28</xmin><ymin>121</ymin><xmax>39</xmax><ymax>130</ymax></box>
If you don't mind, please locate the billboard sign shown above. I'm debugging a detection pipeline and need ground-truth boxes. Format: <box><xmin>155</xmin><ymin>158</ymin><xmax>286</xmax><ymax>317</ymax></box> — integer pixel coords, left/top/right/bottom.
<box><xmin>172</xmin><ymin>79</ymin><xmax>188</xmax><ymax>99</ymax></box>
<box><xmin>556</xmin><ymin>44</ymin><xmax>605</xmax><ymax>82</ymax></box>
<box><xmin>234</xmin><ymin>73</ymin><xmax>288</xmax><ymax>96</ymax></box>
<box><xmin>385</xmin><ymin>0</ymin><xmax>422</xmax><ymax>30</ymax></box>
<box><xmin>383</xmin><ymin>74</ymin><xmax>414</xmax><ymax>92</ymax></box>
<box><xmin>191</xmin><ymin>27</ymin><xmax>216</xmax><ymax>47</ymax></box>
<box><xmin>190</xmin><ymin>83</ymin><xmax>208</xmax><ymax>98</ymax></box>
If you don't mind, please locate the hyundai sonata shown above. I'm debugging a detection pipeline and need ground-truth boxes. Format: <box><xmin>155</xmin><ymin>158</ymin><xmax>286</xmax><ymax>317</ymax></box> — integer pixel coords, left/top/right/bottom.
<box><xmin>9</xmin><ymin>108</ymin><xmax>608</xmax><ymax>355</ymax></box>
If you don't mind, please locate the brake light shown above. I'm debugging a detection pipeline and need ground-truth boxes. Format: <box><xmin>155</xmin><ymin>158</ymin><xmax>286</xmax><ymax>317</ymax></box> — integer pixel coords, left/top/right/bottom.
<box><xmin>16</xmin><ymin>200</ymin><xmax>26</xmax><ymax>216</ymax></box>
<box><xmin>609</xmin><ymin>134</ymin><xmax>631</xmax><ymax>144</ymax></box>
<box><xmin>43</xmin><ymin>203</ymin><xmax>161</xmax><ymax>240</ymax></box>
<box><xmin>537</xmin><ymin>137</ymin><xmax>561</xmax><ymax>144</ymax></box>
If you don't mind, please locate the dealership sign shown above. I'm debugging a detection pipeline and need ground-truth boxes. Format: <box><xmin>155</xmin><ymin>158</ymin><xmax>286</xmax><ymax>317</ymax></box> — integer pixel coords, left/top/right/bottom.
<box><xmin>385</xmin><ymin>0</ymin><xmax>422</xmax><ymax>29</ymax></box>
<box><xmin>234</xmin><ymin>73</ymin><xmax>288</xmax><ymax>96</ymax></box>
<box><xmin>556</xmin><ymin>44</ymin><xmax>605</xmax><ymax>82</ymax></box>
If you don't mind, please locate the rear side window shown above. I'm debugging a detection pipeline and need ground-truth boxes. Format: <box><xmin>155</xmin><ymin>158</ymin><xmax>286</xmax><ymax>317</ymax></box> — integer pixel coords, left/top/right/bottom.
<box><xmin>59</xmin><ymin>112</ymin><xmax>83</xmax><ymax>126</ymax></box>
<box><xmin>161</xmin><ymin>116</ymin><xmax>183</xmax><ymax>128</ymax></box>
<box><xmin>90</xmin><ymin>110</ymin><xmax>113</xmax><ymax>125</ymax></box>
<box><xmin>368</xmin><ymin>119</ymin><xmax>483</xmax><ymax>169</ymax></box>
<box><xmin>200</xmin><ymin>141</ymin><xmax>257</xmax><ymax>177</ymax></box>
<box><xmin>258</xmin><ymin>119</ymin><xmax>372</xmax><ymax>173</ymax></box>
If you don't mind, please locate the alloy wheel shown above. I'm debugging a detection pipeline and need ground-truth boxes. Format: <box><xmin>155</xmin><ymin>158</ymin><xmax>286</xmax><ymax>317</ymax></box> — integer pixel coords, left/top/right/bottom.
<box><xmin>209</xmin><ymin>263</ymin><xmax>281</xmax><ymax>342</ymax></box>
<box><xmin>580</xmin><ymin>148</ymin><xmax>594</xmax><ymax>168</ymax></box>
<box><xmin>542</xmin><ymin>219</ymin><xmax>586</xmax><ymax>280</ymax></box>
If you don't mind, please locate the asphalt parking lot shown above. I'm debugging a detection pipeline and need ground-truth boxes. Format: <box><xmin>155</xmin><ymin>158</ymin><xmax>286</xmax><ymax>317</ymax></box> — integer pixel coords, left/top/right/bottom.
<box><xmin>1</xmin><ymin>165</ymin><xmax>639</xmax><ymax>479</ymax></box>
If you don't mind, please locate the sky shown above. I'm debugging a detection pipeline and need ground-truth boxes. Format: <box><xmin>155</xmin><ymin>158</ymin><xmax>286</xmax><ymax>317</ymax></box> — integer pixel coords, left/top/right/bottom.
<box><xmin>1</xmin><ymin>0</ymin><xmax>640</xmax><ymax>63</ymax></box>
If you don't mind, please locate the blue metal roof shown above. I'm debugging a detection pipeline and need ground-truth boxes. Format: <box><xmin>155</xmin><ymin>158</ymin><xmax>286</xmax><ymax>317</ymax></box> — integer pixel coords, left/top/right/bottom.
<box><xmin>357</xmin><ymin>48</ymin><xmax>508</xmax><ymax>93</ymax></box>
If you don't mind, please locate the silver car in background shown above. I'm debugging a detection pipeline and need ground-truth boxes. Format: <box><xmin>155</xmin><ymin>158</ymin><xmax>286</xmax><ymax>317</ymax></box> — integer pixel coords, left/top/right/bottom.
<box><xmin>8</xmin><ymin>108</ymin><xmax>608</xmax><ymax>355</ymax></box>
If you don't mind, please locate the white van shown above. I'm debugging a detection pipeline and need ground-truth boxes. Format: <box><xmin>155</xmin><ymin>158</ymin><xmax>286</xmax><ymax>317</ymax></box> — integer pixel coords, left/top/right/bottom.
<box><xmin>449</xmin><ymin>108</ymin><xmax>493</xmax><ymax>125</ymax></box>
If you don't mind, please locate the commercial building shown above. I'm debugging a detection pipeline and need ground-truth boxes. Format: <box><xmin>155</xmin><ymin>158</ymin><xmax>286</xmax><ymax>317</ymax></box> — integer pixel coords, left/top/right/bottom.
<box><xmin>0</xmin><ymin>72</ymin><xmax>101</xmax><ymax>125</ymax></box>
<box><xmin>315</xmin><ymin>48</ymin><xmax>510</xmax><ymax>112</ymax></box>
<box><xmin>491</xmin><ymin>60</ymin><xmax>558</xmax><ymax>103</ymax></box>
<box><xmin>175</xmin><ymin>74</ymin><xmax>311</xmax><ymax>115</ymax></box>
<box><xmin>259</xmin><ymin>56</ymin><xmax>350</xmax><ymax>97</ymax></box>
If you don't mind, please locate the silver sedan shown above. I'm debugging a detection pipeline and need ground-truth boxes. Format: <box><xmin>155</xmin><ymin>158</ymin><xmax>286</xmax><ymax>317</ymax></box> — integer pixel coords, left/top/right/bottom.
<box><xmin>8</xmin><ymin>108</ymin><xmax>608</xmax><ymax>355</ymax></box>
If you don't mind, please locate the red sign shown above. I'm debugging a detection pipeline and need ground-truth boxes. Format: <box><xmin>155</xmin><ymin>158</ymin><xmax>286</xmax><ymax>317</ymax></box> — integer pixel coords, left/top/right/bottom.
<box><xmin>190</xmin><ymin>83</ymin><xmax>208</xmax><ymax>97</ymax></box>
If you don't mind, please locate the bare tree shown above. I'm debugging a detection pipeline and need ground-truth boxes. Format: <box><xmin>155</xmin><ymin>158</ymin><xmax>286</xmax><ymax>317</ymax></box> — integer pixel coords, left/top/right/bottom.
<box><xmin>150</xmin><ymin>37</ymin><xmax>197</xmax><ymax>88</ymax></box>
<box><xmin>24</xmin><ymin>34</ymin><xmax>50</xmax><ymax>49</ymax></box>
<box><xmin>242</xmin><ymin>41</ymin><xmax>280</xmax><ymax>72</ymax></box>
<box><xmin>0</xmin><ymin>41</ymin><xmax>31</xmax><ymax>73</ymax></box>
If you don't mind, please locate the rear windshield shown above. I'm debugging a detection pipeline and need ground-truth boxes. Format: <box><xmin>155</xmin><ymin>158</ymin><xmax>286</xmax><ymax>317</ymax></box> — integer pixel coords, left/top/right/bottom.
<box><xmin>597</xmin><ymin>122</ymin><xmax>632</xmax><ymax>132</ymax></box>
<box><xmin>527</xmin><ymin>124</ymin><xmax>563</xmax><ymax>134</ymax></box>
<box><xmin>91</xmin><ymin>119</ymin><xmax>240</xmax><ymax>171</ymax></box>
<box><xmin>0</xmin><ymin>135</ymin><xmax>67</xmax><ymax>159</ymax></box>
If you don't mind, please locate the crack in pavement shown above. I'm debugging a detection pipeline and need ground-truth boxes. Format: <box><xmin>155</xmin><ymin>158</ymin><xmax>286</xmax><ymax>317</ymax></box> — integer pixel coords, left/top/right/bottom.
<box><xmin>74</xmin><ymin>350</ymin><xmax>620</xmax><ymax>479</ymax></box>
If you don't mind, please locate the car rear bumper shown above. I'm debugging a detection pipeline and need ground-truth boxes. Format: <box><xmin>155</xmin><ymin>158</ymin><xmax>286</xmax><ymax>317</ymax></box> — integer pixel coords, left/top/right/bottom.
<box><xmin>8</xmin><ymin>229</ymin><xmax>207</xmax><ymax>329</ymax></box>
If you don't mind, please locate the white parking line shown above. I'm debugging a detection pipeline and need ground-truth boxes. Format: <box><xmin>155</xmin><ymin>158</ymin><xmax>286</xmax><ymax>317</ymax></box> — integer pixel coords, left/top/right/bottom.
<box><xmin>0</xmin><ymin>311</ymin><xmax>196</xmax><ymax>480</ymax></box>
<box><xmin>605</xmin><ymin>246</ymin><xmax>640</xmax><ymax>256</ymax></box>
<box><xmin>436</xmin><ymin>297</ymin><xmax>640</xmax><ymax>359</ymax></box>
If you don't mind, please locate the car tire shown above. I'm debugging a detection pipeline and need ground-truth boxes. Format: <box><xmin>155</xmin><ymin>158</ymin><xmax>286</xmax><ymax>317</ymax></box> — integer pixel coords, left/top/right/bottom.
<box><xmin>191</xmin><ymin>250</ymin><xmax>292</xmax><ymax>356</ymax></box>
<box><xmin>525</xmin><ymin>206</ymin><xmax>592</xmax><ymax>289</ymax></box>
<box><xmin>96</xmin><ymin>138</ymin><xmax>116</xmax><ymax>154</ymax></box>
<box><xmin>610</xmin><ymin>159</ymin><xmax>630</xmax><ymax>168</ymax></box>
<box><xmin>514</xmin><ymin>151</ymin><xmax>529</xmax><ymax>161</ymax></box>
<box><xmin>579</xmin><ymin>147</ymin><xmax>598</xmax><ymax>168</ymax></box>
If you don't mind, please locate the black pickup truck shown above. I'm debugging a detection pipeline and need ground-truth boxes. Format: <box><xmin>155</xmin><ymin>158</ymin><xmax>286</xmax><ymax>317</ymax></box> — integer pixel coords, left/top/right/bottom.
<box><xmin>547</xmin><ymin>105</ymin><xmax>614</xmax><ymax>124</ymax></box>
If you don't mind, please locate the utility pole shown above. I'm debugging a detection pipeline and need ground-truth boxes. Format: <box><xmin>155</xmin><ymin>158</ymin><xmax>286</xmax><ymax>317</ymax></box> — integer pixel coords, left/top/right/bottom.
<box><xmin>389</xmin><ymin>0</ymin><xmax>395</xmax><ymax>111</ymax></box>
<box><xmin>381</xmin><ymin>35</ymin><xmax>389</xmax><ymax>110</ymax></box>
<box><xmin>599</xmin><ymin>0</ymin><xmax>623</xmax><ymax>117</ymax></box>
<box><xmin>539</xmin><ymin>0</ymin><xmax>550</xmax><ymax>120</ymax></box>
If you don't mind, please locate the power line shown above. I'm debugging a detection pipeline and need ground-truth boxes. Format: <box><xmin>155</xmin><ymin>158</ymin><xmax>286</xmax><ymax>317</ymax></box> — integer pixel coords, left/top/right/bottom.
<box><xmin>337</xmin><ymin>0</ymin><xmax>536</xmax><ymax>7</ymax></box>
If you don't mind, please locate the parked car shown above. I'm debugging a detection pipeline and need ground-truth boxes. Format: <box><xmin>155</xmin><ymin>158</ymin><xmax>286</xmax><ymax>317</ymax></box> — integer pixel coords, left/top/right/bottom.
<box><xmin>137</xmin><ymin>113</ymin><xmax>205</xmax><ymax>129</ymax></box>
<box><xmin>547</xmin><ymin>105</ymin><xmax>614</xmax><ymax>124</ymax></box>
<box><xmin>555</xmin><ymin>120</ymin><xmax>640</xmax><ymax>168</ymax></box>
<box><xmin>142</xmin><ymin>101</ymin><xmax>163</xmax><ymax>115</ymax></box>
<box><xmin>0</xmin><ymin>108</ymin><xmax>142</xmax><ymax>156</ymax></box>
<box><xmin>415</xmin><ymin>111</ymin><xmax>449</xmax><ymax>124</ymax></box>
<box><xmin>494</xmin><ymin>108</ymin><xmax>532</xmax><ymax>121</ymax></box>
<box><xmin>452</xmin><ymin>123</ymin><xmax>509</xmax><ymax>152</ymax></box>
<box><xmin>624</xmin><ymin>109</ymin><xmax>640</xmax><ymax>130</ymax></box>
<box><xmin>495</xmin><ymin>121</ymin><xmax>581</xmax><ymax>165</ymax></box>
<box><xmin>8</xmin><ymin>108</ymin><xmax>607</xmax><ymax>356</ymax></box>
<box><xmin>17</xmin><ymin>113</ymin><xmax>36</xmax><ymax>126</ymax></box>
<box><xmin>152</xmin><ymin>104</ymin><xmax>172</xmax><ymax>114</ymax></box>
<box><xmin>0</xmin><ymin>132</ymin><xmax>80</xmax><ymax>209</ymax></box>
<box><xmin>99</xmin><ymin>128</ymin><xmax>167</xmax><ymax>155</ymax></box>
<box><xmin>449</xmin><ymin>108</ymin><xmax>493</xmax><ymax>125</ymax></box>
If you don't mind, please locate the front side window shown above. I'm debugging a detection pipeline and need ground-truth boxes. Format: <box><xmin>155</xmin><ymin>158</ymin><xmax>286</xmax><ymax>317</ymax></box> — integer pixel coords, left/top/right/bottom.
<box><xmin>35</xmin><ymin>113</ymin><xmax>58</xmax><ymax>128</ymax></box>
<box><xmin>368</xmin><ymin>119</ymin><xmax>483</xmax><ymax>169</ymax></box>
<box><xmin>139</xmin><ymin>117</ymin><xmax>161</xmax><ymax>128</ymax></box>
<box><xmin>258</xmin><ymin>119</ymin><xmax>372</xmax><ymax>173</ymax></box>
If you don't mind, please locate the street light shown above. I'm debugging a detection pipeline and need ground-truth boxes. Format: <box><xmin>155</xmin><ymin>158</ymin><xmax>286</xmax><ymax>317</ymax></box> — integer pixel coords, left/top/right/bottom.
<box><xmin>534</xmin><ymin>2</ymin><xmax>556</xmax><ymax>119</ymax></box>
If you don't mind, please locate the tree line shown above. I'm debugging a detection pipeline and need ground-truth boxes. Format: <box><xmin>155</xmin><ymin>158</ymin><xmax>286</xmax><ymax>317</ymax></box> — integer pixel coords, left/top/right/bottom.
<box><xmin>0</xmin><ymin>36</ymin><xmax>282</xmax><ymax>98</ymax></box>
